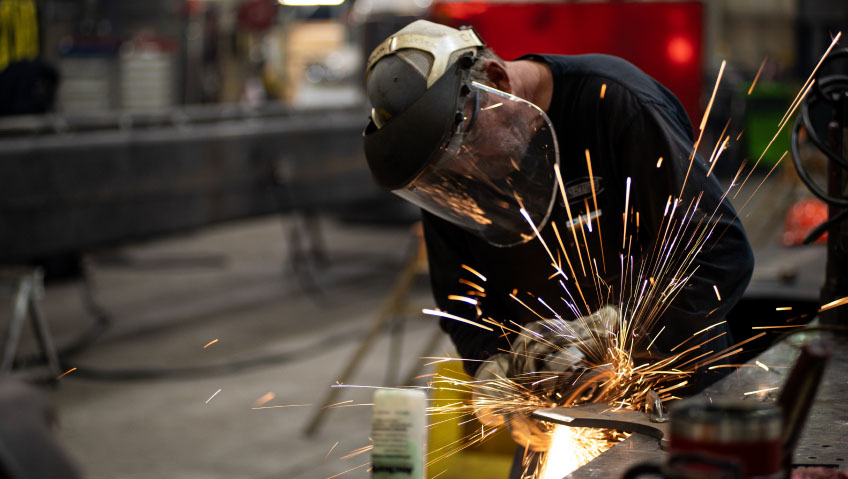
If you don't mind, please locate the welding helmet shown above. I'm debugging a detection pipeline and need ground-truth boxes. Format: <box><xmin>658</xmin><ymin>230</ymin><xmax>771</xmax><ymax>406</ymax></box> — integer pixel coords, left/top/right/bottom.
<box><xmin>363</xmin><ymin>20</ymin><xmax>560</xmax><ymax>247</ymax></box>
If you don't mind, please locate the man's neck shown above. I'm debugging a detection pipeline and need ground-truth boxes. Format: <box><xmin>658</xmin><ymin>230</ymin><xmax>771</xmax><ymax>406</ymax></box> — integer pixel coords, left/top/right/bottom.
<box><xmin>505</xmin><ymin>59</ymin><xmax>553</xmax><ymax>112</ymax></box>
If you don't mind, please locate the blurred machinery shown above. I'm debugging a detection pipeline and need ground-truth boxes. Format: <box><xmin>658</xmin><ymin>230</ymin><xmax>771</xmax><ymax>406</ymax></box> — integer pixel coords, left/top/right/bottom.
<box><xmin>790</xmin><ymin>48</ymin><xmax>848</xmax><ymax>326</ymax></box>
<box><xmin>0</xmin><ymin>104</ymin><xmax>390</xmax><ymax>271</ymax></box>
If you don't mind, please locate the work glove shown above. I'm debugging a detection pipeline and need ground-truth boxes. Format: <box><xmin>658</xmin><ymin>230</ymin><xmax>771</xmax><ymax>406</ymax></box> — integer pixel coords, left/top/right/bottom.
<box><xmin>472</xmin><ymin>306</ymin><xmax>620</xmax><ymax>451</ymax></box>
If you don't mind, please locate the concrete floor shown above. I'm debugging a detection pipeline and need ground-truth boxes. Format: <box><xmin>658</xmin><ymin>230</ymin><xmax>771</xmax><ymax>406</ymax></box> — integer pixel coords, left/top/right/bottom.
<box><xmin>10</xmin><ymin>215</ymin><xmax>444</xmax><ymax>479</ymax></box>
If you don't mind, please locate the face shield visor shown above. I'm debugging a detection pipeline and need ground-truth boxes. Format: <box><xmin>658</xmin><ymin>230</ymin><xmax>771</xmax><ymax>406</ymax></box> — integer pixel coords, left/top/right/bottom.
<box><xmin>396</xmin><ymin>82</ymin><xmax>560</xmax><ymax>247</ymax></box>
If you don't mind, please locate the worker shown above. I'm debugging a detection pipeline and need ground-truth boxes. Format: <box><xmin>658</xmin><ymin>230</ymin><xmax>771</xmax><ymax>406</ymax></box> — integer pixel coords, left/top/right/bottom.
<box><xmin>362</xmin><ymin>20</ymin><xmax>754</xmax><ymax>460</ymax></box>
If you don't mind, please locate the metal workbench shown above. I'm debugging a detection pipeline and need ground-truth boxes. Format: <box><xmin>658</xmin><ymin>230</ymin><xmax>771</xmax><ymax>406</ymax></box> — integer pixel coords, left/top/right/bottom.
<box><xmin>569</xmin><ymin>330</ymin><xmax>848</xmax><ymax>478</ymax></box>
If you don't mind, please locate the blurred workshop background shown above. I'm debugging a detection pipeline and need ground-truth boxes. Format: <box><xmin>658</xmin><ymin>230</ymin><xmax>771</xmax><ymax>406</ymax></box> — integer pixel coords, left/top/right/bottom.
<box><xmin>0</xmin><ymin>1</ymin><xmax>846</xmax><ymax>478</ymax></box>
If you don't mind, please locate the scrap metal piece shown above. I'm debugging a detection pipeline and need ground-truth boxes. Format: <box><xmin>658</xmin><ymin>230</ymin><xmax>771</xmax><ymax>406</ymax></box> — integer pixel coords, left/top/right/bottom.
<box><xmin>646</xmin><ymin>389</ymin><xmax>668</xmax><ymax>423</ymax></box>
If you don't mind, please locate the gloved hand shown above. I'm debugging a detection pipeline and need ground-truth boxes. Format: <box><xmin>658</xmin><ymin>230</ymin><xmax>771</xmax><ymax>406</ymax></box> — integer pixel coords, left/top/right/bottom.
<box><xmin>514</xmin><ymin>305</ymin><xmax>620</xmax><ymax>377</ymax></box>
<box><xmin>472</xmin><ymin>306</ymin><xmax>620</xmax><ymax>451</ymax></box>
<box><xmin>472</xmin><ymin>352</ymin><xmax>554</xmax><ymax>451</ymax></box>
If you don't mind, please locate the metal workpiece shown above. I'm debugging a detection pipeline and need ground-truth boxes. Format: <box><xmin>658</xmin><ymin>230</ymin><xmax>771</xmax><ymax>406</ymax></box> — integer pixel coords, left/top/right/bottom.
<box><xmin>560</xmin><ymin>332</ymin><xmax>848</xmax><ymax>478</ymax></box>
<box><xmin>534</xmin><ymin>403</ymin><xmax>670</xmax><ymax>446</ymax></box>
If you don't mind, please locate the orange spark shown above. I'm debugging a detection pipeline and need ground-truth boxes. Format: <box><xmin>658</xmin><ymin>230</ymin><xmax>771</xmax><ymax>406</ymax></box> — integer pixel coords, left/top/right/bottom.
<box><xmin>325</xmin><ymin>441</ymin><xmax>339</xmax><ymax>459</ymax></box>
<box><xmin>681</xmin><ymin>59</ymin><xmax>725</xmax><ymax>195</ymax></box>
<box><xmin>340</xmin><ymin>445</ymin><xmax>373</xmax><ymax>460</ymax></box>
<box><xmin>712</xmin><ymin>285</ymin><xmax>721</xmax><ymax>301</ymax></box>
<box><xmin>646</xmin><ymin>325</ymin><xmax>665</xmax><ymax>351</ymax></box>
<box><xmin>326</xmin><ymin>462</ymin><xmax>370</xmax><ymax>479</ymax></box>
<box><xmin>203</xmin><ymin>339</ymin><xmax>219</xmax><ymax>349</ymax></box>
<box><xmin>775</xmin><ymin>306</ymin><xmax>792</xmax><ymax>311</ymax></box>
<box><xmin>656</xmin><ymin>381</ymin><xmax>689</xmax><ymax>395</ymax></box>
<box><xmin>205</xmin><ymin>389</ymin><xmax>222</xmax><ymax>404</ymax></box>
<box><xmin>57</xmin><ymin>367</ymin><xmax>77</xmax><ymax>379</ymax></box>
<box><xmin>458</xmin><ymin>278</ymin><xmax>485</xmax><ymax>292</ymax></box>
<box><xmin>756</xmin><ymin>360</ymin><xmax>769</xmax><ymax>372</ymax></box>
<box><xmin>748</xmin><ymin>57</ymin><xmax>768</xmax><ymax>95</ymax></box>
<box><xmin>422</xmin><ymin>309</ymin><xmax>494</xmax><ymax>331</ymax></box>
<box><xmin>622</xmin><ymin>177</ymin><xmax>631</xmax><ymax>249</ymax></box>
<box><xmin>819</xmin><ymin>296</ymin><xmax>848</xmax><ymax>312</ymax></box>
<box><xmin>585</xmin><ymin>149</ymin><xmax>606</xmax><ymax>272</ymax></box>
<box><xmin>461</xmin><ymin>264</ymin><xmax>487</xmax><ymax>282</ymax></box>
<box><xmin>554</xmin><ymin>164</ymin><xmax>587</xmax><ymax>276</ymax></box>
<box><xmin>448</xmin><ymin>295</ymin><xmax>478</xmax><ymax>305</ymax></box>
<box><xmin>254</xmin><ymin>392</ymin><xmax>276</xmax><ymax>407</ymax></box>
<box><xmin>744</xmin><ymin>387</ymin><xmax>779</xmax><ymax>396</ymax></box>
<box><xmin>251</xmin><ymin>404</ymin><xmax>311</xmax><ymax>410</ymax></box>
<box><xmin>600</xmin><ymin>83</ymin><xmax>607</xmax><ymax>99</ymax></box>
<box><xmin>779</xmin><ymin>32</ymin><xmax>842</xmax><ymax>129</ymax></box>
<box><xmin>656</xmin><ymin>156</ymin><xmax>663</xmax><ymax>168</ymax></box>
<box><xmin>751</xmin><ymin>325</ymin><xmax>806</xmax><ymax>330</ymax></box>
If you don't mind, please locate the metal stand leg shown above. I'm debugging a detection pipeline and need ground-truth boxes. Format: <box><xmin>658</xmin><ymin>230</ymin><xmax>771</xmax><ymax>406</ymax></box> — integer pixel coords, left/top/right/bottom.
<box><xmin>1</xmin><ymin>268</ymin><xmax>61</xmax><ymax>377</ymax></box>
<box><xmin>1</xmin><ymin>275</ymin><xmax>31</xmax><ymax>374</ymax></box>
<box><xmin>303</xmin><ymin>234</ymin><xmax>427</xmax><ymax>437</ymax></box>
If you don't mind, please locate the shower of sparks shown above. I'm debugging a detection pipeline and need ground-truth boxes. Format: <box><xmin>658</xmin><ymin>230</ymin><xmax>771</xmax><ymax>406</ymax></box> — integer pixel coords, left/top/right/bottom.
<box><xmin>205</xmin><ymin>389</ymin><xmax>222</xmax><ymax>404</ymax></box>
<box><xmin>743</xmin><ymin>387</ymin><xmax>779</xmax><ymax>396</ymax></box>
<box><xmin>600</xmin><ymin>83</ymin><xmax>607</xmax><ymax>99</ymax></box>
<box><xmin>57</xmin><ymin>367</ymin><xmax>77</xmax><ymax>379</ymax></box>
<box><xmin>254</xmin><ymin>392</ymin><xmax>276</xmax><ymax>407</ymax></box>
<box><xmin>203</xmin><ymin>339</ymin><xmax>219</xmax><ymax>348</ymax></box>
<box><xmin>748</xmin><ymin>57</ymin><xmax>768</xmax><ymax>95</ymax></box>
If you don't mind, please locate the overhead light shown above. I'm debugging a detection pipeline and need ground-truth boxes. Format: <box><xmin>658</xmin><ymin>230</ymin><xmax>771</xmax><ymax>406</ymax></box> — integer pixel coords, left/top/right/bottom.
<box><xmin>278</xmin><ymin>0</ymin><xmax>345</xmax><ymax>5</ymax></box>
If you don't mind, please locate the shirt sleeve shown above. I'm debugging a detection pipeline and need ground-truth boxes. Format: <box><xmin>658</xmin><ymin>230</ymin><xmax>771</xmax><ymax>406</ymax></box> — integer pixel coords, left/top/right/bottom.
<box><xmin>613</xmin><ymin>98</ymin><xmax>754</xmax><ymax>355</ymax></box>
<box><xmin>421</xmin><ymin>211</ymin><xmax>512</xmax><ymax>376</ymax></box>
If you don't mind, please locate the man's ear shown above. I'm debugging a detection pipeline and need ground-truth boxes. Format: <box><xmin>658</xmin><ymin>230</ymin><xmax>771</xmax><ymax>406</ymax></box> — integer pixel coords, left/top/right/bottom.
<box><xmin>481</xmin><ymin>59</ymin><xmax>511</xmax><ymax>93</ymax></box>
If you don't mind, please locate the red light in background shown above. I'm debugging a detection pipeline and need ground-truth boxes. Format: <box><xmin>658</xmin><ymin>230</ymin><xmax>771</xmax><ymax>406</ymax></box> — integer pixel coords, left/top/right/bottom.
<box><xmin>431</xmin><ymin>2</ymin><xmax>704</xmax><ymax>124</ymax></box>
<box><xmin>434</xmin><ymin>2</ymin><xmax>489</xmax><ymax>20</ymax></box>
<box><xmin>667</xmin><ymin>36</ymin><xmax>695</xmax><ymax>65</ymax></box>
